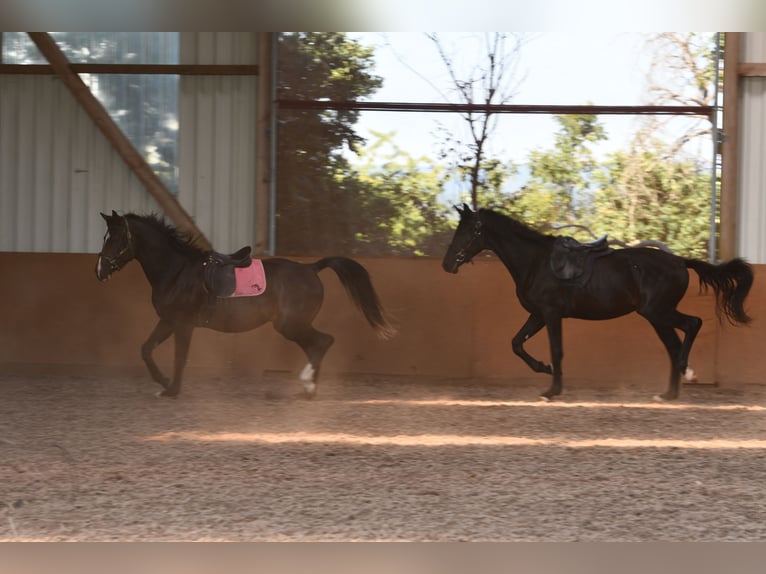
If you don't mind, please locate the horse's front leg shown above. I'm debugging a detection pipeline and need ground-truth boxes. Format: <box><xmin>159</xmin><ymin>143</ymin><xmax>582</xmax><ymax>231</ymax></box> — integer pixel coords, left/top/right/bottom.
<box><xmin>159</xmin><ymin>322</ymin><xmax>195</xmax><ymax>398</ymax></box>
<box><xmin>541</xmin><ymin>315</ymin><xmax>564</xmax><ymax>401</ymax></box>
<box><xmin>511</xmin><ymin>314</ymin><xmax>553</xmax><ymax>375</ymax></box>
<box><xmin>141</xmin><ymin>319</ymin><xmax>174</xmax><ymax>390</ymax></box>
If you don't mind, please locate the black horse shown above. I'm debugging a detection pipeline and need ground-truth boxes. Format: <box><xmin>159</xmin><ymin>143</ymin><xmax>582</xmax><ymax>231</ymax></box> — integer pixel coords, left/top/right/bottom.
<box><xmin>442</xmin><ymin>204</ymin><xmax>753</xmax><ymax>401</ymax></box>
<box><xmin>96</xmin><ymin>211</ymin><xmax>395</xmax><ymax>398</ymax></box>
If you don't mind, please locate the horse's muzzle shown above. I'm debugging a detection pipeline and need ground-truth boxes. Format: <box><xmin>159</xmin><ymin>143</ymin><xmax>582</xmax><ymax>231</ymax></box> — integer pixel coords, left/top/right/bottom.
<box><xmin>95</xmin><ymin>256</ymin><xmax>112</xmax><ymax>281</ymax></box>
<box><xmin>442</xmin><ymin>260</ymin><xmax>460</xmax><ymax>274</ymax></box>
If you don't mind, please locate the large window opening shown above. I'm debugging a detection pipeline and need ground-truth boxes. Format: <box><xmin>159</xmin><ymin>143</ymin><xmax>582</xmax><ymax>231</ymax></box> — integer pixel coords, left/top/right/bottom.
<box><xmin>2</xmin><ymin>32</ymin><xmax>180</xmax><ymax>192</ymax></box>
<box><xmin>275</xmin><ymin>32</ymin><xmax>720</xmax><ymax>259</ymax></box>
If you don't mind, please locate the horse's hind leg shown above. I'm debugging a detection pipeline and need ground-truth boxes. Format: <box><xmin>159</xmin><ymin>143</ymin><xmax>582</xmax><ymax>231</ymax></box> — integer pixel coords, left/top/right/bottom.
<box><xmin>649</xmin><ymin>323</ymin><xmax>683</xmax><ymax>400</ymax></box>
<box><xmin>274</xmin><ymin>320</ymin><xmax>334</xmax><ymax>398</ymax></box>
<box><xmin>675</xmin><ymin>311</ymin><xmax>703</xmax><ymax>380</ymax></box>
<box><xmin>541</xmin><ymin>315</ymin><xmax>564</xmax><ymax>400</ymax></box>
<box><xmin>648</xmin><ymin>311</ymin><xmax>702</xmax><ymax>400</ymax></box>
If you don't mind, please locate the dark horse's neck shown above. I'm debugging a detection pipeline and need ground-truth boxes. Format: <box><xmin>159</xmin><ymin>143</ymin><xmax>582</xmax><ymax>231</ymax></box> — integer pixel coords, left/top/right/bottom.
<box><xmin>479</xmin><ymin>210</ymin><xmax>554</xmax><ymax>281</ymax></box>
<box><xmin>126</xmin><ymin>214</ymin><xmax>205</xmax><ymax>297</ymax></box>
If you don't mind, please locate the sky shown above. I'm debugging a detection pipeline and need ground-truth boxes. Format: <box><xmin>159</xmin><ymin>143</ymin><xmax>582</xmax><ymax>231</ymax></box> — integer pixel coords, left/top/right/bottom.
<box><xmin>345</xmin><ymin>32</ymin><xmax>709</xmax><ymax>165</ymax></box>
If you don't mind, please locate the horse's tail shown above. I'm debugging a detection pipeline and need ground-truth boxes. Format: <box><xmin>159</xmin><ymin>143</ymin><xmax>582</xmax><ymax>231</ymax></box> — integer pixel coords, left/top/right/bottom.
<box><xmin>684</xmin><ymin>257</ymin><xmax>754</xmax><ymax>325</ymax></box>
<box><xmin>313</xmin><ymin>257</ymin><xmax>397</xmax><ymax>339</ymax></box>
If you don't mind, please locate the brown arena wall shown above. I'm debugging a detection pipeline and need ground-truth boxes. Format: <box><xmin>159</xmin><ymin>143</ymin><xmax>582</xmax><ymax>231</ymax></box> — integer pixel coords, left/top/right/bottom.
<box><xmin>0</xmin><ymin>252</ymin><xmax>762</xmax><ymax>389</ymax></box>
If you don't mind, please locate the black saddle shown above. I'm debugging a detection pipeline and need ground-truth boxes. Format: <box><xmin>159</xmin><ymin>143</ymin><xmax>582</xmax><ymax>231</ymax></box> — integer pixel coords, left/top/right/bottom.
<box><xmin>203</xmin><ymin>246</ymin><xmax>253</xmax><ymax>297</ymax></box>
<box><xmin>550</xmin><ymin>235</ymin><xmax>612</xmax><ymax>285</ymax></box>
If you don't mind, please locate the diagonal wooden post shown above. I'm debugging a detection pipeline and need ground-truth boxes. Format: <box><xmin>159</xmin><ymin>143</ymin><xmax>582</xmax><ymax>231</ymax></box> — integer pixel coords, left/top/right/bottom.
<box><xmin>27</xmin><ymin>32</ymin><xmax>212</xmax><ymax>251</ymax></box>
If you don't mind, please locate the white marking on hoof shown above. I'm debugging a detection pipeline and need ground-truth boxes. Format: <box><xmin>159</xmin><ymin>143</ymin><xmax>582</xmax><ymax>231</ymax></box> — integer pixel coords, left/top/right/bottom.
<box><xmin>302</xmin><ymin>381</ymin><xmax>317</xmax><ymax>396</ymax></box>
<box><xmin>652</xmin><ymin>394</ymin><xmax>665</xmax><ymax>402</ymax></box>
<box><xmin>539</xmin><ymin>395</ymin><xmax>551</xmax><ymax>403</ymax></box>
<box><xmin>299</xmin><ymin>363</ymin><xmax>315</xmax><ymax>382</ymax></box>
<box><xmin>684</xmin><ymin>367</ymin><xmax>697</xmax><ymax>382</ymax></box>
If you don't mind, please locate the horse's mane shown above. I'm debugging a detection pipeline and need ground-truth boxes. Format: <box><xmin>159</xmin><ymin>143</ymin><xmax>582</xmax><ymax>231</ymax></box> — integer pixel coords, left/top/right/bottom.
<box><xmin>478</xmin><ymin>209</ymin><xmax>554</xmax><ymax>245</ymax></box>
<box><xmin>125</xmin><ymin>213</ymin><xmax>206</xmax><ymax>259</ymax></box>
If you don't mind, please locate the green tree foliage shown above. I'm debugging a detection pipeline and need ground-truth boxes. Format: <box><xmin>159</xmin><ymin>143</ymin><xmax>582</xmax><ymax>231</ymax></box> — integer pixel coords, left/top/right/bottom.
<box><xmin>505</xmin><ymin>114</ymin><xmax>607</xmax><ymax>231</ymax></box>
<box><xmin>591</xmin><ymin>142</ymin><xmax>711</xmax><ymax>259</ymax></box>
<box><xmin>276</xmin><ymin>32</ymin><xmax>383</xmax><ymax>255</ymax></box>
<box><xmin>427</xmin><ymin>32</ymin><xmax>527</xmax><ymax>210</ymax></box>
<box><xmin>500</xmin><ymin>113</ymin><xmax>711</xmax><ymax>258</ymax></box>
<box><xmin>352</xmin><ymin>132</ymin><xmax>452</xmax><ymax>256</ymax></box>
<box><xmin>449</xmin><ymin>155</ymin><xmax>519</xmax><ymax>212</ymax></box>
<box><xmin>276</xmin><ymin>32</ymin><xmax>717</xmax><ymax>259</ymax></box>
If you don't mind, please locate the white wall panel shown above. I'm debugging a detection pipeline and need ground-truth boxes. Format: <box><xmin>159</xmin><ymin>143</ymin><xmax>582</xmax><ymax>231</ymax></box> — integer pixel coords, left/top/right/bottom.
<box><xmin>179</xmin><ymin>32</ymin><xmax>258</xmax><ymax>253</ymax></box>
<box><xmin>738</xmin><ymin>34</ymin><xmax>766</xmax><ymax>262</ymax></box>
<box><xmin>0</xmin><ymin>74</ymin><xmax>157</xmax><ymax>253</ymax></box>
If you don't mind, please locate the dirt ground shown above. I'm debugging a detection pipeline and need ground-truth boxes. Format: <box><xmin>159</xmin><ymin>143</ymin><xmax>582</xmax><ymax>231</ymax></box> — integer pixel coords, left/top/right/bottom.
<box><xmin>2</xmin><ymin>370</ymin><xmax>766</xmax><ymax>542</ymax></box>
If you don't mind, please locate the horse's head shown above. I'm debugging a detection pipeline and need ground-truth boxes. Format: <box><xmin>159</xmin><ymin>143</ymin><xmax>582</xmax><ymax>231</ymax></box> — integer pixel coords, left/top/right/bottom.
<box><xmin>442</xmin><ymin>203</ymin><xmax>484</xmax><ymax>274</ymax></box>
<box><xmin>96</xmin><ymin>210</ymin><xmax>135</xmax><ymax>281</ymax></box>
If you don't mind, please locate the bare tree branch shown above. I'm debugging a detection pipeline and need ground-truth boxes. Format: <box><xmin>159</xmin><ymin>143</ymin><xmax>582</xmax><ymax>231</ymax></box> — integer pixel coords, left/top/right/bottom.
<box><xmin>426</xmin><ymin>33</ymin><xmax>528</xmax><ymax>209</ymax></box>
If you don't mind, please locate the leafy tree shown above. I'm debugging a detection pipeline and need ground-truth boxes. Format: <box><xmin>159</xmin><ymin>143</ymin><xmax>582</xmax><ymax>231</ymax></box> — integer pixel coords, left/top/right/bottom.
<box><xmin>585</xmin><ymin>32</ymin><xmax>718</xmax><ymax>258</ymax></box>
<box><xmin>276</xmin><ymin>32</ymin><xmax>383</xmax><ymax>254</ymax></box>
<box><xmin>645</xmin><ymin>32</ymin><xmax>718</xmax><ymax>154</ymax></box>
<box><xmin>591</xmin><ymin>136</ymin><xmax>711</xmax><ymax>259</ymax></box>
<box><xmin>426</xmin><ymin>33</ymin><xmax>527</xmax><ymax>210</ymax></box>
<box><xmin>505</xmin><ymin>113</ymin><xmax>607</xmax><ymax>231</ymax></box>
<box><xmin>351</xmin><ymin>131</ymin><xmax>452</xmax><ymax>256</ymax></box>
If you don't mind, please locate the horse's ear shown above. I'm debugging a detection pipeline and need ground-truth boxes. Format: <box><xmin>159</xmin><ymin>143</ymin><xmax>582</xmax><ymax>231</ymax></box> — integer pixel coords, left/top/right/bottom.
<box><xmin>111</xmin><ymin>209</ymin><xmax>119</xmax><ymax>217</ymax></box>
<box><xmin>455</xmin><ymin>202</ymin><xmax>474</xmax><ymax>217</ymax></box>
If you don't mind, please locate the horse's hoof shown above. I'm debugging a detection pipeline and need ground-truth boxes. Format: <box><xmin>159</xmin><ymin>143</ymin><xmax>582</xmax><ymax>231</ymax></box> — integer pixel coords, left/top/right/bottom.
<box><xmin>653</xmin><ymin>393</ymin><xmax>677</xmax><ymax>402</ymax></box>
<box><xmin>540</xmin><ymin>387</ymin><xmax>560</xmax><ymax>401</ymax></box>
<box><xmin>539</xmin><ymin>395</ymin><xmax>551</xmax><ymax>402</ymax></box>
<box><xmin>150</xmin><ymin>374</ymin><xmax>170</xmax><ymax>385</ymax></box>
<box><xmin>301</xmin><ymin>379</ymin><xmax>317</xmax><ymax>399</ymax></box>
<box><xmin>156</xmin><ymin>389</ymin><xmax>178</xmax><ymax>398</ymax></box>
<box><xmin>537</xmin><ymin>363</ymin><xmax>553</xmax><ymax>375</ymax></box>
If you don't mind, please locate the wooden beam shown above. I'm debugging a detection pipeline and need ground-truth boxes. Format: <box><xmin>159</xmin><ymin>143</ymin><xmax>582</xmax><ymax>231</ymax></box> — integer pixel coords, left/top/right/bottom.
<box><xmin>26</xmin><ymin>33</ymin><xmax>211</xmax><ymax>251</ymax></box>
<box><xmin>720</xmin><ymin>32</ymin><xmax>741</xmax><ymax>261</ymax></box>
<box><xmin>254</xmin><ymin>33</ymin><xmax>273</xmax><ymax>255</ymax></box>
<box><xmin>0</xmin><ymin>63</ymin><xmax>258</xmax><ymax>75</ymax></box>
<box><xmin>737</xmin><ymin>62</ymin><xmax>766</xmax><ymax>77</ymax></box>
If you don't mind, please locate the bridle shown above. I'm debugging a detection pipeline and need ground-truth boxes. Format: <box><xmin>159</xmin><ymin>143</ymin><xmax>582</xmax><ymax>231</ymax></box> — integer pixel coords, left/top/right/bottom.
<box><xmin>99</xmin><ymin>215</ymin><xmax>134</xmax><ymax>273</ymax></box>
<box><xmin>454</xmin><ymin>218</ymin><xmax>483</xmax><ymax>265</ymax></box>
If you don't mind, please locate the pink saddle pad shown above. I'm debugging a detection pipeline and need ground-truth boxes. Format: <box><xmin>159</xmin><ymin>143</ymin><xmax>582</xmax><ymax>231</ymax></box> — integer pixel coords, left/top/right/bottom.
<box><xmin>232</xmin><ymin>259</ymin><xmax>267</xmax><ymax>297</ymax></box>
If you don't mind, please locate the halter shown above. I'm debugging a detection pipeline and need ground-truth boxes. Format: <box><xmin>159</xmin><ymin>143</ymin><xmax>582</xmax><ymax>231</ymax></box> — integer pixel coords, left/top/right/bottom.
<box><xmin>454</xmin><ymin>219</ymin><xmax>483</xmax><ymax>264</ymax></box>
<box><xmin>99</xmin><ymin>215</ymin><xmax>134</xmax><ymax>273</ymax></box>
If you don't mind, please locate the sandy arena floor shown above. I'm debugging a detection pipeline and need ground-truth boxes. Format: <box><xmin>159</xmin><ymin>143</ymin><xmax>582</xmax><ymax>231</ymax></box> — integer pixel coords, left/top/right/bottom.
<box><xmin>2</xmin><ymin>371</ymin><xmax>766</xmax><ymax>541</ymax></box>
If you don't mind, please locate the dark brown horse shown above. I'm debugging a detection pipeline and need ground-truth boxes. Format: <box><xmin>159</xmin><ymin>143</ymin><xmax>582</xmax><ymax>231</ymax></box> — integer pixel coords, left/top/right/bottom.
<box><xmin>96</xmin><ymin>211</ymin><xmax>395</xmax><ymax>398</ymax></box>
<box><xmin>442</xmin><ymin>204</ymin><xmax>753</xmax><ymax>401</ymax></box>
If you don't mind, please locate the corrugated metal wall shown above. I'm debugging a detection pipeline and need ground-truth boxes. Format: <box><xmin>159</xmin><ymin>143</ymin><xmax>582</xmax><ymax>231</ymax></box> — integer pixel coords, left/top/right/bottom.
<box><xmin>0</xmin><ymin>32</ymin><xmax>260</xmax><ymax>254</ymax></box>
<box><xmin>179</xmin><ymin>32</ymin><xmax>258</xmax><ymax>253</ymax></box>
<box><xmin>738</xmin><ymin>33</ymin><xmax>766</xmax><ymax>263</ymax></box>
<box><xmin>0</xmin><ymin>74</ymin><xmax>159</xmax><ymax>253</ymax></box>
